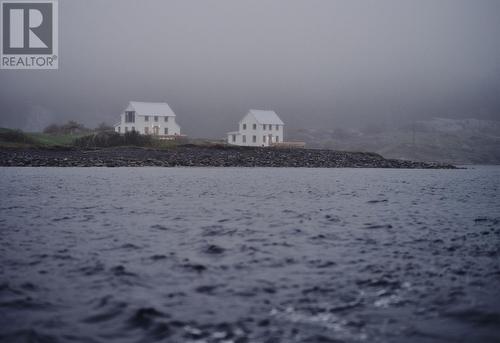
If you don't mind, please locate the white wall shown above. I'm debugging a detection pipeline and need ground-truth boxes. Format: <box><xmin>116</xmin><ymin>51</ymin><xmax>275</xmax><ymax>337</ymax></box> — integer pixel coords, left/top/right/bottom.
<box><xmin>228</xmin><ymin>115</ymin><xmax>283</xmax><ymax>147</ymax></box>
<box><xmin>115</xmin><ymin>114</ymin><xmax>181</xmax><ymax>136</ymax></box>
<box><xmin>227</xmin><ymin>132</ymin><xmax>242</xmax><ymax>145</ymax></box>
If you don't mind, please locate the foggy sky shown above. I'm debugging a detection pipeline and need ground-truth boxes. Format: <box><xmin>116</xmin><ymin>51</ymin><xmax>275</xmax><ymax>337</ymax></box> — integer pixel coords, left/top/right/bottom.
<box><xmin>1</xmin><ymin>0</ymin><xmax>499</xmax><ymax>137</ymax></box>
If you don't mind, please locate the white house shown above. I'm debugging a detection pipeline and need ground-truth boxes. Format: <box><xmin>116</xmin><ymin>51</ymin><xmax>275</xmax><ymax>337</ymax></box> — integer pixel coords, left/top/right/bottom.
<box><xmin>227</xmin><ymin>110</ymin><xmax>284</xmax><ymax>147</ymax></box>
<box><xmin>114</xmin><ymin>101</ymin><xmax>181</xmax><ymax>138</ymax></box>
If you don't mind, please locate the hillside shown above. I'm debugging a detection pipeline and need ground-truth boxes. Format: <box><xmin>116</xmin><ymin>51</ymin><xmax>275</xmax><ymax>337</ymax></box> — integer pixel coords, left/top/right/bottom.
<box><xmin>0</xmin><ymin>128</ymin><xmax>86</xmax><ymax>148</ymax></box>
<box><xmin>288</xmin><ymin>118</ymin><xmax>500</xmax><ymax>164</ymax></box>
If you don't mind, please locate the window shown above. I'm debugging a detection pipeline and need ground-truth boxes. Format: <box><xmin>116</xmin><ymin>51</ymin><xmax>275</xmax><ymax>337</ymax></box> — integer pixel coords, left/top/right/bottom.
<box><xmin>253</xmin><ymin>124</ymin><xmax>256</xmax><ymax>130</ymax></box>
<box><xmin>263</xmin><ymin>136</ymin><xmax>266</xmax><ymax>142</ymax></box>
<box><xmin>275</xmin><ymin>125</ymin><xmax>279</xmax><ymax>130</ymax></box>
<box><xmin>276</xmin><ymin>136</ymin><xmax>279</xmax><ymax>142</ymax></box>
<box><xmin>117</xmin><ymin>126</ymin><xmax>120</xmax><ymax>133</ymax></box>
<box><xmin>252</xmin><ymin>135</ymin><xmax>256</xmax><ymax>143</ymax></box>
<box><xmin>263</xmin><ymin>124</ymin><xmax>266</xmax><ymax>130</ymax></box>
<box><xmin>125</xmin><ymin>126</ymin><xmax>128</xmax><ymax>132</ymax></box>
<box><xmin>164</xmin><ymin>117</ymin><xmax>168</xmax><ymax>122</ymax></box>
<box><xmin>125</xmin><ymin>111</ymin><xmax>135</xmax><ymax>123</ymax></box>
<box><xmin>145</xmin><ymin>127</ymin><xmax>149</xmax><ymax>134</ymax></box>
<box><xmin>232</xmin><ymin>134</ymin><xmax>236</xmax><ymax>142</ymax></box>
<box><xmin>164</xmin><ymin>127</ymin><xmax>168</xmax><ymax>135</ymax></box>
<box><xmin>154</xmin><ymin>116</ymin><xmax>158</xmax><ymax>122</ymax></box>
<box><xmin>242</xmin><ymin>135</ymin><xmax>246</xmax><ymax>143</ymax></box>
<box><xmin>132</xmin><ymin>126</ymin><xmax>135</xmax><ymax>131</ymax></box>
<box><xmin>243</xmin><ymin>123</ymin><xmax>247</xmax><ymax>130</ymax></box>
<box><xmin>145</xmin><ymin>116</ymin><xmax>149</xmax><ymax>122</ymax></box>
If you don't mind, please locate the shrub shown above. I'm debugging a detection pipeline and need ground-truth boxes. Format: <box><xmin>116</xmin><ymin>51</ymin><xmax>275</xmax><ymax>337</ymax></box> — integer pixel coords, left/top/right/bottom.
<box><xmin>73</xmin><ymin>130</ymin><xmax>153</xmax><ymax>148</ymax></box>
<box><xmin>43</xmin><ymin>124</ymin><xmax>61</xmax><ymax>134</ymax></box>
<box><xmin>95</xmin><ymin>122</ymin><xmax>114</xmax><ymax>133</ymax></box>
<box><xmin>0</xmin><ymin>128</ymin><xmax>35</xmax><ymax>144</ymax></box>
<box><xmin>123</xmin><ymin>130</ymin><xmax>153</xmax><ymax>146</ymax></box>
<box><xmin>43</xmin><ymin>121</ymin><xmax>90</xmax><ymax>135</ymax></box>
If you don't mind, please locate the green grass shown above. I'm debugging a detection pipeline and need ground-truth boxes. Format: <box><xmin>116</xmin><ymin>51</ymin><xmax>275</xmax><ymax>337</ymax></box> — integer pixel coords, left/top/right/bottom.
<box><xmin>0</xmin><ymin>128</ymin><xmax>225</xmax><ymax>150</ymax></box>
<box><xmin>27</xmin><ymin>132</ymin><xmax>85</xmax><ymax>146</ymax></box>
<box><xmin>0</xmin><ymin>128</ymin><xmax>85</xmax><ymax>148</ymax></box>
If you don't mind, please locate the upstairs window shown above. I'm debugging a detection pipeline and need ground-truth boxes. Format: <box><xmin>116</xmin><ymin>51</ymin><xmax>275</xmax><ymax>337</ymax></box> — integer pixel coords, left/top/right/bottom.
<box><xmin>145</xmin><ymin>115</ymin><xmax>149</xmax><ymax>122</ymax></box>
<box><xmin>263</xmin><ymin>124</ymin><xmax>266</xmax><ymax>130</ymax></box>
<box><xmin>125</xmin><ymin>111</ymin><xmax>135</xmax><ymax>123</ymax></box>
<box><xmin>164</xmin><ymin>117</ymin><xmax>168</xmax><ymax>122</ymax></box>
<box><xmin>154</xmin><ymin>116</ymin><xmax>158</xmax><ymax>122</ymax></box>
<box><xmin>243</xmin><ymin>123</ymin><xmax>247</xmax><ymax>130</ymax></box>
<box><xmin>253</xmin><ymin>124</ymin><xmax>256</xmax><ymax>130</ymax></box>
<box><xmin>275</xmin><ymin>125</ymin><xmax>279</xmax><ymax>130</ymax></box>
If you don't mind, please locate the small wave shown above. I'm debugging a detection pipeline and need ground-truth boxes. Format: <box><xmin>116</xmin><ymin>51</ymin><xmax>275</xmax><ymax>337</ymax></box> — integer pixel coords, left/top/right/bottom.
<box><xmin>443</xmin><ymin>306</ymin><xmax>500</xmax><ymax>326</ymax></box>
<box><xmin>83</xmin><ymin>302</ymin><xmax>127</xmax><ymax>323</ymax></box>
<box><xmin>52</xmin><ymin>216</ymin><xmax>72</xmax><ymax>222</ymax></box>
<box><xmin>367</xmin><ymin>199</ymin><xmax>388</xmax><ymax>204</ymax></box>
<box><xmin>362</xmin><ymin>223</ymin><xmax>393</xmax><ymax>229</ymax></box>
<box><xmin>0</xmin><ymin>329</ymin><xmax>60</xmax><ymax>343</ymax></box>
<box><xmin>150</xmin><ymin>224</ymin><xmax>169</xmax><ymax>231</ymax></box>
<box><xmin>474</xmin><ymin>217</ymin><xmax>499</xmax><ymax>225</ymax></box>
<box><xmin>203</xmin><ymin>244</ymin><xmax>225</xmax><ymax>255</ymax></box>
<box><xmin>356</xmin><ymin>276</ymin><xmax>401</xmax><ymax>289</ymax></box>
<box><xmin>110</xmin><ymin>265</ymin><xmax>137</xmax><ymax>277</ymax></box>
<box><xmin>120</xmin><ymin>243</ymin><xmax>141</xmax><ymax>250</ymax></box>
<box><xmin>150</xmin><ymin>254</ymin><xmax>167</xmax><ymax>260</ymax></box>
<box><xmin>0</xmin><ymin>297</ymin><xmax>54</xmax><ymax>311</ymax></box>
<box><xmin>270</xmin><ymin>307</ymin><xmax>368</xmax><ymax>341</ymax></box>
<box><xmin>181</xmin><ymin>263</ymin><xmax>207</xmax><ymax>273</ymax></box>
<box><xmin>0</xmin><ymin>283</ymin><xmax>24</xmax><ymax>297</ymax></box>
<box><xmin>195</xmin><ymin>285</ymin><xmax>219</xmax><ymax>294</ymax></box>
<box><xmin>78</xmin><ymin>263</ymin><xmax>105</xmax><ymax>276</ymax></box>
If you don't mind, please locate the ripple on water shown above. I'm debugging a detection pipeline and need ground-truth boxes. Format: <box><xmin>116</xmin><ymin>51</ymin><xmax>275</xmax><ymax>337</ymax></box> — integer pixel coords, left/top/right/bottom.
<box><xmin>0</xmin><ymin>167</ymin><xmax>499</xmax><ymax>342</ymax></box>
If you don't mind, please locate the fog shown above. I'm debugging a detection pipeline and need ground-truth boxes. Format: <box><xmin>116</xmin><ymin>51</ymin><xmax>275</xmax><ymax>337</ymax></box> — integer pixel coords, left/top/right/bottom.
<box><xmin>1</xmin><ymin>0</ymin><xmax>499</xmax><ymax>137</ymax></box>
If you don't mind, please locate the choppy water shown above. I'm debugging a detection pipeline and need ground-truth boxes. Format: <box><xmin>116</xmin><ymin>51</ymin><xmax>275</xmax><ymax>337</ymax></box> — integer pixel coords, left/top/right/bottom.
<box><xmin>0</xmin><ymin>167</ymin><xmax>499</xmax><ymax>343</ymax></box>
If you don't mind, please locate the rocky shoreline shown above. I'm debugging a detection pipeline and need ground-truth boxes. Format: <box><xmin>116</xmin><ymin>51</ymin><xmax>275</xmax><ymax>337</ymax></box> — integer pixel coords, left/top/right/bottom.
<box><xmin>0</xmin><ymin>145</ymin><xmax>456</xmax><ymax>168</ymax></box>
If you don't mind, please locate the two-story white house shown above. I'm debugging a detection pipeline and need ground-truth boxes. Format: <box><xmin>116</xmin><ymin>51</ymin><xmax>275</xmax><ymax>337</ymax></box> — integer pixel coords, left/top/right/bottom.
<box><xmin>227</xmin><ymin>110</ymin><xmax>284</xmax><ymax>147</ymax></box>
<box><xmin>114</xmin><ymin>101</ymin><xmax>181</xmax><ymax>138</ymax></box>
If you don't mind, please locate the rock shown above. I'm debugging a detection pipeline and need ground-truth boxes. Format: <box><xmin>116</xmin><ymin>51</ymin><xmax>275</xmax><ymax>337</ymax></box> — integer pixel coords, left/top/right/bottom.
<box><xmin>0</xmin><ymin>146</ymin><xmax>456</xmax><ymax>168</ymax></box>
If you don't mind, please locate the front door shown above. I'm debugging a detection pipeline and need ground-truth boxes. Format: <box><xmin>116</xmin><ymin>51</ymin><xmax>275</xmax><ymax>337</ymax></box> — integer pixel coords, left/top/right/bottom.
<box><xmin>153</xmin><ymin>126</ymin><xmax>159</xmax><ymax>136</ymax></box>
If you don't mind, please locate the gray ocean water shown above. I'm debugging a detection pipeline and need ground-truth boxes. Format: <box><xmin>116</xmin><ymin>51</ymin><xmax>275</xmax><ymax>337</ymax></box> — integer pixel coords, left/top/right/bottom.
<box><xmin>0</xmin><ymin>167</ymin><xmax>499</xmax><ymax>343</ymax></box>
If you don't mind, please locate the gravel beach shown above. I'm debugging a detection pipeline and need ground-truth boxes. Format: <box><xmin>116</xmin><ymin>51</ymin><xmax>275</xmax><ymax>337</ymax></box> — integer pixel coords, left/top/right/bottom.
<box><xmin>0</xmin><ymin>146</ymin><xmax>455</xmax><ymax>168</ymax></box>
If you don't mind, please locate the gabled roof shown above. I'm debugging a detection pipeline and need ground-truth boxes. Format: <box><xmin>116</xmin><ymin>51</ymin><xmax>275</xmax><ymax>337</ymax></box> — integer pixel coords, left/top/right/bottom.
<box><xmin>247</xmin><ymin>109</ymin><xmax>284</xmax><ymax>125</ymax></box>
<box><xmin>125</xmin><ymin>101</ymin><xmax>176</xmax><ymax>117</ymax></box>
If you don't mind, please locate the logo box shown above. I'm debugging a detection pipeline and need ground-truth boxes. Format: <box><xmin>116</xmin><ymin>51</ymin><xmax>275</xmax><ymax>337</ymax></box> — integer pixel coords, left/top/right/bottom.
<box><xmin>1</xmin><ymin>0</ymin><xmax>58</xmax><ymax>69</ymax></box>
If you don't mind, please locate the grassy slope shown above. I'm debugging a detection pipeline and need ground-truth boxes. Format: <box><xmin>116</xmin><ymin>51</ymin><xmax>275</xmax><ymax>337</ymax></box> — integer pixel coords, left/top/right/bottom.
<box><xmin>0</xmin><ymin>128</ymin><xmax>184</xmax><ymax>149</ymax></box>
<box><xmin>0</xmin><ymin>128</ymin><xmax>84</xmax><ymax>148</ymax></box>
<box><xmin>28</xmin><ymin>132</ymin><xmax>86</xmax><ymax>146</ymax></box>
